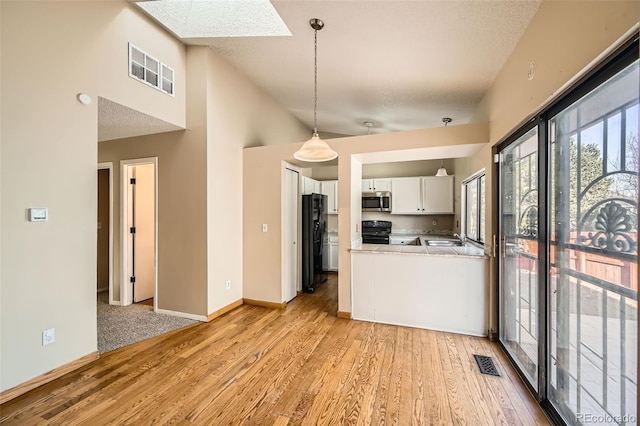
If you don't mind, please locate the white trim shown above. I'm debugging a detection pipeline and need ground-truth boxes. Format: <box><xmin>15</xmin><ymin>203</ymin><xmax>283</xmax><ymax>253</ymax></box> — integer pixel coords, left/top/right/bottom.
<box><xmin>461</xmin><ymin>168</ymin><xmax>486</xmax><ymax>185</ymax></box>
<box><xmin>98</xmin><ymin>162</ymin><xmax>117</xmax><ymax>306</ymax></box>
<box><xmin>120</xmin><ymin>157</ymin><xmax>158</xmax><ymax>310</ymax></box>
<box><xmin>460</xmin><ymin>170</ymin><xmax>486</xmax><ymax>244</ymax></box>
<box><xmin>156</xmin><ymin>308</ymin><xmax>207</xmax><ymax>322</ymax></box>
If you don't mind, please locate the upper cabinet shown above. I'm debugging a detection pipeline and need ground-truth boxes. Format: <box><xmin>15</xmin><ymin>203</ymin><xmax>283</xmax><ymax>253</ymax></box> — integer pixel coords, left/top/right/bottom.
<box><xmin>391</xmin><ymin>176</ymin><xmax>454</xmax><ymax>215</ymax></box>
<box><xmin>362</xmin><ymin>178</ymin><xmax>391</xmax><ymax>192</ymax></box>
<box><xmin>320</xmin><ymin>180</ymin><xmax>338</xmax><ymax>214</ymax></box>
<box><xmin>302</xmin><ymin>176</ymin><xmax>321</xmax><ymax>195</ymax></box>
<box><xmin>390</xmin><ymin>177</ymin><xmax>422</xmax><ymax>214</ymax></box>
<box><xmin>421</xmin><ymin>176</ymin><xmax>454</xmax><ymax>214</ymax></box>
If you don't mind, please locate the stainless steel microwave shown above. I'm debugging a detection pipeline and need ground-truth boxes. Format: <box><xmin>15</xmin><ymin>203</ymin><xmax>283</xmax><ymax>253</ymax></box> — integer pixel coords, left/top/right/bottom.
<box><xmin>362</xmin><ymin>191</ymin><xmax>391</xmax><ymax>212</ymax></box>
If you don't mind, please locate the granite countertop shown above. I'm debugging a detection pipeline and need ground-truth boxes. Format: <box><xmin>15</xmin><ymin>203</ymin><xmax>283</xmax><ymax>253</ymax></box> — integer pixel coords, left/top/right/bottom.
<box><xmin>351</xmin><ymin>236</ymin><xmax>487</xmax><ymax>259</ymax></box>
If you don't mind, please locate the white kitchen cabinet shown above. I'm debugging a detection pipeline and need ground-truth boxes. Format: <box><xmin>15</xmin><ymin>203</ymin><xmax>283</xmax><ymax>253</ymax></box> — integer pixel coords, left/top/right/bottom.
<box><xmin>362</xmin><ymin>178</ymin><xmax>391</xmax><ymax>192</ymax></box>
<box><xmin>422</xmin><ymin>176</ymin><xmax>454</xmax><ymax>214</ymax></box>
<box><xmin>391</xmin><ymin>176</ymin><xmax>454</xmax><ymax>215</ymax></box>
<box><xmin>390</xmin><ymin>177</ymin><xmax>422</xmax><ymax>214</ymax></box>
<box><xmin>329</xmin><ymin>235</ymin><xmax>339</xmax><ymax>271</ymax></box>
<box><xmin>301</xmin><ymin>176</ymin><xmax>321</xmax><ymax>195</ymax></box>
<box><xmin>323</xmin><ymin>234</ymin><xmax>339</xmax><ymax>271</ymax></box>
<box><xmin>320</xmin><ymin>180</ymin><xmax>338</xmax><ymax>214</ymax></box>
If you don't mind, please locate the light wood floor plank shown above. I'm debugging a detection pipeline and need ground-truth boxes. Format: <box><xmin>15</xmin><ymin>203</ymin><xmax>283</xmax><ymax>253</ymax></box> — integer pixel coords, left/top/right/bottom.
<box><xmin>0</xmin><ymin>274</ymin><xmax>548</xmax><ymax>425</ymax></box>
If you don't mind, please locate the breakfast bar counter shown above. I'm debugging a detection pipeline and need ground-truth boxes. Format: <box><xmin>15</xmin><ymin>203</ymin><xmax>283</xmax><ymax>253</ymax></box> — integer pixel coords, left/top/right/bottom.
<box><xmin>350</xmin><ymin>240</ymin><xmax>488</xmax><ymax>336</ymax></box>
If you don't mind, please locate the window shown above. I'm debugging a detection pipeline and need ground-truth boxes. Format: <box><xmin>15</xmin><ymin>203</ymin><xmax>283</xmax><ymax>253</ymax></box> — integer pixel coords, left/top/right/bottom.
<box><xmin>463</xmin><ymin>171</ymin><xmax>485</xmax><ymax>244</ymax></box>
<box><xmin>161</xmin><ymin>64</ymin><xmax>174</xmax><ymax>95</ymax></box>
<box><xmin>128</xmin><ymin>43</ymin><xmax>174</xmax><ymax>96</ymax></box>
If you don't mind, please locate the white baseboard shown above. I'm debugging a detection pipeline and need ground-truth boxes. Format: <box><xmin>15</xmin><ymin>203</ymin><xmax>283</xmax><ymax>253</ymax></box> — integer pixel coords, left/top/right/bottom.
<box><xmin>156</xmin><ymin>308</ymin><xmax>207</xmax><ymax>322</ymax></box>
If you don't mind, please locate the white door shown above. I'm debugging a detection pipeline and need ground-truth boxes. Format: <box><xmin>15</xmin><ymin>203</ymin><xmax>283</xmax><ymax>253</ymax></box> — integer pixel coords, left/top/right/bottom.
<box><xmin>133</xmin><ymin>164</ymin><xmax>155</xmax><ymax>302</ymax></box>
<box><xmin>390</xmin><ymin>177</ymin><xmax>422</xmax><ymax>214</ymax></box>
<box><xmin>283</xmin><ymin>168</ymin><xmax>299</xmax><ymax>302</ymax></box>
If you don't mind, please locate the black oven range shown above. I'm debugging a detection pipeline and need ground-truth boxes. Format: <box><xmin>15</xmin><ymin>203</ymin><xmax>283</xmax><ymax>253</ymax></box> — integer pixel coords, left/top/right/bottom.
<box><xmin>361</xmin><ymin>220</ymin><xmax>392</xmax><ymax>244</ymax></box>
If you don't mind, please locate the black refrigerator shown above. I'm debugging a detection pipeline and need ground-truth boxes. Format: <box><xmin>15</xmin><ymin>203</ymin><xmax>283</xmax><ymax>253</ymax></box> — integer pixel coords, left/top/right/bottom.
<box><xmin>301</xmin><ymin>193</ymin><xmax>327</xmax><ymax>293</ymax></box>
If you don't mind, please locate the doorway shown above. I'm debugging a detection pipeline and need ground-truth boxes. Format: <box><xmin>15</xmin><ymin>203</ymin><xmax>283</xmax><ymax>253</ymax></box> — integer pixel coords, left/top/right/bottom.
<box><xmin>121</xmin><ymin>158</ymin><xmax>158</xmax><ymax>309</ymax></box>
<box><xmin>97</xmin><ymin>163</ymin><xmax>114</xmax><ymax>304</ymax></box>
<box><xmin>496</xmin><ymin>38</ymin><xmax>638</xmax><ymax>424</ymax></box>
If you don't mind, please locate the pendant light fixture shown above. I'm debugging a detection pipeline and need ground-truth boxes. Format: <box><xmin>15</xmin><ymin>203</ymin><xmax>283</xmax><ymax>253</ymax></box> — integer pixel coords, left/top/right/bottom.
<box><xmin>435</xmin><ymin>117</ymin><xmax>452</xmax><ymax>177</ymax></box>
<box><xmin>294</xmin><ymin>18</ymin><xmax>338</xmax><ymax>162</ymax></box>
<box><xmin>363</xmin><ymin>121</ymin><xmax>374</xmax><ymax>135</ymax></box>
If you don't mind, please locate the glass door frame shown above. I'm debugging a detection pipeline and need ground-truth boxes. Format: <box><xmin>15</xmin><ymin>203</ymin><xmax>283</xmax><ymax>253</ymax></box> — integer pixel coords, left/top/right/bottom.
<box><xmin>493</xmin><ymin>33</ymin><xmax>638</xmax><ymax>426</ymax></box>
<box><xmin>496</xmin><ymin>118</ymin><xmax>549</xmax><ymax>405</ymax></box>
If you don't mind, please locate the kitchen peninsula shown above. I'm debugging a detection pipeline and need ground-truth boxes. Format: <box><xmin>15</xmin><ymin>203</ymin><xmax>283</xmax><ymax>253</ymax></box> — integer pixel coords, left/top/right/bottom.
<box><xmin>350</xmin><ymin>238</ymin><xmax>488</xmax><ymax>336</ymax></box>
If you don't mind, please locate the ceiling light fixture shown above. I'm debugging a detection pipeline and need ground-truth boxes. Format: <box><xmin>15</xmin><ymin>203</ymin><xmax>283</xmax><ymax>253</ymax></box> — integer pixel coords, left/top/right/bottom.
<box><xmin>435</xmin><ymin>117</ymin><xmax>452</xmax><ymax>177</ymax></box>
<box><xmin>294</xmin><ymin>19</ymin><xmax>338</xmax><ymax>163</ymax></box>
<box><xmin>363</xmin><ymin>121</ymin><xmax>374</xmax><ymax>135</ymax></box>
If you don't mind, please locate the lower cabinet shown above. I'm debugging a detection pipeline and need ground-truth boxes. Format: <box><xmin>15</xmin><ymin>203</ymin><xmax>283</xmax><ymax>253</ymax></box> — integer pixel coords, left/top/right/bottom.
<box><xmin>323</xmin><ymin>235</ymin><xmax>339</xmax><ymax>271</ymax></box>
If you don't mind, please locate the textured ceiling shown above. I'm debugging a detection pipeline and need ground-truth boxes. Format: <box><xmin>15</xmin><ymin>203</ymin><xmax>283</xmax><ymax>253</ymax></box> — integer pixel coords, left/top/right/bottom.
<box><xmin>183</xmin><ymin>0</ymin><xmax>542</xmax><ymax>136</ymax></box>
<box><xmin>122</xmin><ymin>0</ymin><xmax>541</xmax><ymax>140</ymax></box>
<box><xmin>98</xmin><ymin>97</ymin><xmax>183</xmax><ymax>142</ymax></box>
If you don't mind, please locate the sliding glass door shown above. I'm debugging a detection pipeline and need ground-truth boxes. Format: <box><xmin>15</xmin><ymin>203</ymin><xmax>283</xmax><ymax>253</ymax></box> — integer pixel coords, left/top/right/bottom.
<box><xmin>548</xmin><ymin>58</ymin><xmax>638</xmax><ymax>425</ymax></box>
<box><xmin>499</xmin><ymin>127</ymin><xmax>541</xmax><ymax>388</ymax></box>
<box><xmin>497</xmin><ymin>37</ymin><xmax>638</xmax><ymax>425</ymax></box>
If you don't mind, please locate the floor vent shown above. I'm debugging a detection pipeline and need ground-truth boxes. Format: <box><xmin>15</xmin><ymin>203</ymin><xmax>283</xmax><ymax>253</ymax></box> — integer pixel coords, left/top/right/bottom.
<box><xmin>473</xmin><ymin>354</ymin><xmax>500</xmax><ymax>376</ymax></box>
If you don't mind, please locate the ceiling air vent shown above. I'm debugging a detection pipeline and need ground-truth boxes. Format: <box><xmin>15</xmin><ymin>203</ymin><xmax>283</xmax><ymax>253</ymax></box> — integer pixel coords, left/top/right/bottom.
<box><xmin>128</xmin><ymin>43</ymin><xmax>174</xmax><ymax>96</ymax></box>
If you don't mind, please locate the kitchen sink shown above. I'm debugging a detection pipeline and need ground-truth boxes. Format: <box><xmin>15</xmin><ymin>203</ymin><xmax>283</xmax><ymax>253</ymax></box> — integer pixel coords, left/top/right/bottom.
<box><xmin>389</xmin><ymin>237</ymin><xmax>421</xmax><ymax>246</ymax></box>
<box><xmin>424</xmin><ymin>239</ymin><xmax>463</xmax><ymax>247</ymax></box>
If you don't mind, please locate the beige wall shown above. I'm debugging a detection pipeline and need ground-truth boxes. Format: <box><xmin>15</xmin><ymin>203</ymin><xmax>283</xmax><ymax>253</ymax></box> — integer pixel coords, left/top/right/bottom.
<box><xmin>469</xmin><ymin>0</ymin><xmax>639</xmax><ymax>335</ymax></box>
<box><xmin>473</xmin><ymin>1</ymin><xmax>639</xmax><ymax>144</ymax></box>
<box><xmin>243</xmin><ymin>123</ymin><xmax>489</xmax><ymax>307</ymax></box>
<box><xmin>0</xmin><ymin>0</ymin><xmax>186</xmax><ymax>392</ymax></box>
<box><xmin>98</xmin><ymin>45</ymin><xmax>208</xmax><ymax>315</ymax></box>
<box><xmin>98</xmin><ymin>44</ymin><xmax>310</xmax><ymax>317</ymax></box>
<box><xmin>204</xmin><ymin>46</ymin><xmax>309</xmax><ymax>313</ymax></box>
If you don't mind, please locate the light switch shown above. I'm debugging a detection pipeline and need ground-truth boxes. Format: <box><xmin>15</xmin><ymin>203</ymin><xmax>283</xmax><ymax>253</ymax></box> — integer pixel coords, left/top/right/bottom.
<box><xmin>262</xmin><ymin>224</ymin><xmax>268</xmax><ymax>233</ymax></box>
<box><xmin>29</xmin><ymin>208</ymin><xmax>48</xmax><ymax>222</ymax></box>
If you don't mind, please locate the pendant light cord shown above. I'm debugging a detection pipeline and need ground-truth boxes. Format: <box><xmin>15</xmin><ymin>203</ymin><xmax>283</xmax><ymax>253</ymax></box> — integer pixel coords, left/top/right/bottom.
<box><xmin>313</xmin><ymin>27</ymin><xmax>318</xmax><ymax>136</ymax></box>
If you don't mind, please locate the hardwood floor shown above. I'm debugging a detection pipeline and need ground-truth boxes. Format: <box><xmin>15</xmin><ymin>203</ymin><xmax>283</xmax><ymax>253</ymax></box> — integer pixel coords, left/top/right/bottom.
<box><xmin>1</xmin><ymin>274</ymin><xmax>549</xmax><ymax>425</ymax></box>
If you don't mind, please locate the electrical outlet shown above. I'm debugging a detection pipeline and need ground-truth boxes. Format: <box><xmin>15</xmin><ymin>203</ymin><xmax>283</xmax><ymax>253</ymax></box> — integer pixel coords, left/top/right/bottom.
<box><xmin>262</xmin><ymin>224</ymin><xmax>268</xmax><ymax>233</ymax></box>
<box><xmin>42</xmin><ymin>328</ymin><xmax>55</xmax><ymax>346</ymax></box>
<box><xmin>226</xmin><ymin>280</ymin><xmax>231</xmax><ymax>290</ymax></box>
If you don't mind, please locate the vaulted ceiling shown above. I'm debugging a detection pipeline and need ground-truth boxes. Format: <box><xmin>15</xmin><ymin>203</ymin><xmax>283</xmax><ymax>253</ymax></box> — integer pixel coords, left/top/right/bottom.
<box><xmin>122</xmin><ymin>0</ymin><xmax>542</xmax><ymax>139</ymax></box>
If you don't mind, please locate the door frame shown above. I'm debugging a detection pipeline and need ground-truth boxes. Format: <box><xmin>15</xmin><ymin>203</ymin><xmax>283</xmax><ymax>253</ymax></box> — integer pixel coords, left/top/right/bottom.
<box><xmin>281</xmin><ymin>162</ymin><xmax>301</xmax><ymax>303</ymax></box>
<box><xmin>98</xmin><ymin>162</ymin><xmax>116</xmax><ymax>305</ymax></box>
<box><xmin>120</xmin><ymin>157</ymin><xmax>158</xmax><ymax>309</ymax></box>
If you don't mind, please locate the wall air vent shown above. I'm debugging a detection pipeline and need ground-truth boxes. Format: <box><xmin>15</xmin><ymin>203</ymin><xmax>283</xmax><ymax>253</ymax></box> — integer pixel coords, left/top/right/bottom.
<box><xmin>128</xmin><ymin>43</ymin><xmax>174</xmax><ymax>96</ymax></box>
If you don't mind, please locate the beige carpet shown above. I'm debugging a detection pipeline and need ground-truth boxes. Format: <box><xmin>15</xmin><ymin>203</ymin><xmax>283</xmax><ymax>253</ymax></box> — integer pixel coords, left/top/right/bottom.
<box><xmin>97</xmin><ymin>292</ymin><xmax>197</xmax><ymax>354</ymax></box>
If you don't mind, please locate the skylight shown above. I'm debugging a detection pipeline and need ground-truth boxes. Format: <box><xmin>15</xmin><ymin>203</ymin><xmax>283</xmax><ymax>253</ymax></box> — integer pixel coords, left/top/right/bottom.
<box><xmin>134</xmin><ymin>0</ymin><xmax>292</xmax><ymax>39</ymax></box>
